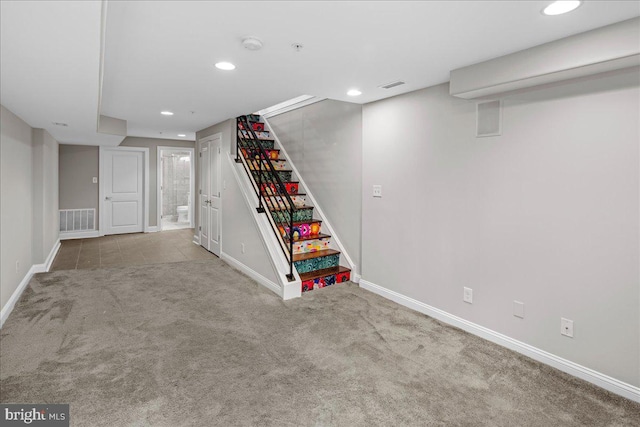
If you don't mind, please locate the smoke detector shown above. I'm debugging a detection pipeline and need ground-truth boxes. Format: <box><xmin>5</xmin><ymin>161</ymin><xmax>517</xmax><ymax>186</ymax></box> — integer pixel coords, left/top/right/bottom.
<box><xmin>242</xmin><ymin>37</ymin><xmax>263</xmax><ymax>51</ymax></box>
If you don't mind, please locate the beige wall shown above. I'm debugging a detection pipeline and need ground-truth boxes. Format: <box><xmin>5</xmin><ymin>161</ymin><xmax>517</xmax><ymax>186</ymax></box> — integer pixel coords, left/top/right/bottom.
<box><xmin>267</xmin><ymin>100</ymin><xmax>363</xmax><ymax>270</ymax></box>
<box><xmin>1</xmin><ymin>105</ymin><xmax>59</xmax><ymax>315</ymax></box>
<box><xmin>120</xmin><ymin>137</ymin><xmax>195</xmax><ymax>227</ymax></box>
<box><xmin>361</xmin><ymin>69</ymin><xmax>640</xmax><ymax>387</ymax></box>
<box><xmin>59</xmin><ymin>144</ymin><xmax>99</xmax><ymax>225</ymax></box>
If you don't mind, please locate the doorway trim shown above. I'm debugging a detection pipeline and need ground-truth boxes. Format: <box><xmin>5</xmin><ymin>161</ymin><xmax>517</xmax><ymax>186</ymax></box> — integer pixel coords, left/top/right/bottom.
<box><xmin>157</xmin><ymin>146</ymin><xmax>196</xmax><ymax>231</ymax></box>
<box><xmin>98</xmin><ymin>146</ymin><xmax>150</xmax><ymax>236</ymax></box>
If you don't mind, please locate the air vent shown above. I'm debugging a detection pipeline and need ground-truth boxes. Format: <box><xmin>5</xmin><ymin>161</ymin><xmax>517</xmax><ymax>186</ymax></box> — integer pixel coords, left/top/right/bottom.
<box><xmin>379</xmin><ymin>81</ymin><xmax>405</xmax><ymax>89</ymax></box>
<box><xmin>52</xmin><ymin>122</ymin><xmax>68</xmax><ymax>127</ymax></box>
<box><xmin>476</xmin><ymin>100</ymin><xmax>502</xmax><ymax>137</ymax></box>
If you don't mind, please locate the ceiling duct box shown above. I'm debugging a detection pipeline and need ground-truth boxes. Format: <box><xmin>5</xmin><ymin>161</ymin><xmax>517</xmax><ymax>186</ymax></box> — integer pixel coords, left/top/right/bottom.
<box><xmin>450</xmin><ymin>17</ymin><xmax>640</xmax><ymax>100</ymax></box>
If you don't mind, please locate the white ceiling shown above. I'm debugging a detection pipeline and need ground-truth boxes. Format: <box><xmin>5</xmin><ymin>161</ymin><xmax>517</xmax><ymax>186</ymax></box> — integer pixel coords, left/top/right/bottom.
<box><xmin>2</xmin><ymin>1</ymin><xmax>639</xmax><ymax>145</ymax></box>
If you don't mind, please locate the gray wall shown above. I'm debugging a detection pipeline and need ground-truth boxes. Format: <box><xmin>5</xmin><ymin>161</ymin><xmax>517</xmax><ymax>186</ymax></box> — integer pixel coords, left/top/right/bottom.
<box><xmin>195</xmin><ymin>119</ymin><xmax>235</xmax><ymax>233</ymax></box>
<box><xmin>267</xmin><ymin>100</ymin><xmax>363</xmax><ymax>270</ymax></box>
<box><xmin>196</xmin><ymin>118</ymin><xmax>279</xmax><ymax>284</ymax></box>
<box><xmin>32</xmin><ymin>129</ymin><xmax>59</xmax><ymax>262</ymax></box>
<box><xmin>361</xmin><ymin>69</ymin><xmax>640</xmax><ymax>387</ymax></box>
<box><xmin>1</xmin><ymin>105</ymin><xmax>59</xmax><ymax>313</ymax></box>
<box><xmin>59</xmin><ymin>145</ymin><xmax>99</xmax><ymax>225</ymax></box>
<box><xmin>120</xmin><ymin>137</ymin><xmax>195</xmax><ymax>227</ymax></box>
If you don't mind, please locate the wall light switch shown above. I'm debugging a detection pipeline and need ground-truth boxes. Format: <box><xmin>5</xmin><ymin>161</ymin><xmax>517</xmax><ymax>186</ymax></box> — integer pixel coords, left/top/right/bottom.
<box><xmin>373</xmin><ymin>185</ymin><xmax>382</xmax><ymax>198</ymax></box>
<box><xmin>241</xmin><ymin>243</ymin><xmax>245</xmax><ymax>254</ymax></box>
<box><xmin>513</xmin><ymin>301</ymin><xmax>525</xmax><ymax>318</ymax></box>
<box><xmin>92</xmin><ymin>177</ymin><xmax>98</xmax><ymax>184</ymax></box>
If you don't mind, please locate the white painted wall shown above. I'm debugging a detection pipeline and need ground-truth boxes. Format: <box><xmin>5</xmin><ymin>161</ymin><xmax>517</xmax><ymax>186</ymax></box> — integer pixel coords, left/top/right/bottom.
<box><xmin>267</xmin><ymin>100</ymin><xmax>363</xmax><ymax>268</ymax></box>
<box><xmin>1</xmin><ymin>105</ymin><xmax>60</xmax><ymax>314</ymax></box>
<box><xmin>362</xmin><ymin>69</ymin><xmax>639</xmax><ymax>387</ymax></box>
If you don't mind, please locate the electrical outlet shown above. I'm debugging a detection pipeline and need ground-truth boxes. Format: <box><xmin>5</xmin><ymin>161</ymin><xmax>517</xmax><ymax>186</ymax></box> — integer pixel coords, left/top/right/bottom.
<box><xmin>92</xmin><ymin>177</ymin><xmax>98</xmax><ymax>184</ymax></box>
<box><xmin>15</xmin><ymin>261</ymin><xmax>19</xmax><ymax>273</ymax></box>
<box><xmin>513</xmin><ymin>301</ymin><xmax>525</xmax><ymax>318</ymax></box>
<box><xmin>373</xmin><ymin>185</ymin><xmax>382</xmax><ymax>198</ymax></box>
<box><xmin>241</xmin><ymin>243</ymin><xmax>245</xmax><ymax>254</ymax></box>
<box><xmin>463</xmin><ymin>287</ymin><xmax>473</xmax><ymax>304</ymax></box>
<box><xmin>561</xmin><ymin>318</ymin><xmax>574</xmax><ymax>338</ymax></box>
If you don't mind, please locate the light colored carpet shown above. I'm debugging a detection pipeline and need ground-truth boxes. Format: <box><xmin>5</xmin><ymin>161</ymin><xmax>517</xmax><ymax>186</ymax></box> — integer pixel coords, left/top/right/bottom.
<box><xmin>1</xmin><ymin>258</ymin><xmax>638</xmax><ymax>426</ymax></box>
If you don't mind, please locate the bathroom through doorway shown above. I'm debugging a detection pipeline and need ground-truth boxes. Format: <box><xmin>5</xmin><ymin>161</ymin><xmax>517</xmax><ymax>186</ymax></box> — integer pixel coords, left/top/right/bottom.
<box><xmin>158</xmin><ymin>147</ymin><xmax>195</xmax><ymax>231</ymax></box>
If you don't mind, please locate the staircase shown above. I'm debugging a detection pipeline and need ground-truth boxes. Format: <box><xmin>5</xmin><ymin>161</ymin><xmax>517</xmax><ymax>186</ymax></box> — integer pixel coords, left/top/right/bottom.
<box><xmin>236</xmin><ymin>115</ymin><xmax>351</xmax><ymax>293</ymax></box>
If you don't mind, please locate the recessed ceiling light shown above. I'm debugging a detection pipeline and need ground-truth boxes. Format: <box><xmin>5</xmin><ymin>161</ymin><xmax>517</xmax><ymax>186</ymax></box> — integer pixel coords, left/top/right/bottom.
<box><xmin>215</xmin><ymin>62</ymin><xmax>236</xmax><ymax>70</ymax></box>
<box><xmin>178</xmin><ymin>134</ymin><xmax>186</xmax><ymax>137</ymax></box>
<box><xmin>542</xmin><ymin>1</ymin><xmax>581</xmax><ymax>16</ymax></box>
<box><xmin>347</xmin><ymin>89</ymin><xmax>362</xmax><ymax>97</ymax></box>
<box><xmin>161</xmin><ymin>111</ymin><xmax>174</xmax><ymax>116</ymax></box>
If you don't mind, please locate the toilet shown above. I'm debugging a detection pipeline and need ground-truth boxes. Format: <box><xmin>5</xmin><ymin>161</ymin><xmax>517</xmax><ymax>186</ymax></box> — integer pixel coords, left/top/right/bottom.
<box><xmin>177</xmin><ymin>206</ymin><xmax>189</xmax><ymax>223</ymax></box>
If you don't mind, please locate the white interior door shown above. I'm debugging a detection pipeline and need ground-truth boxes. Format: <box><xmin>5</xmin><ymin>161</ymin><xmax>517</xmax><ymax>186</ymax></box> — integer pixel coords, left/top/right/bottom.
<box><xmin>209</xmin><ymin>137</ymin><xmax>221</xmax><ymax>256</ymax></box>
<box><xmin>200</xmin><ymin>143</ymin><xmax>210</xmax><ymax>249</ymax></box>
<box><xmin>199</xmin><ymin>135</ymin><xmax>221</xmax><ymax>256</ymax></box>
<box><xmin>103</xmin><ymin>149</ymin><xmax>144</xmax><ymax>235</ymax></box>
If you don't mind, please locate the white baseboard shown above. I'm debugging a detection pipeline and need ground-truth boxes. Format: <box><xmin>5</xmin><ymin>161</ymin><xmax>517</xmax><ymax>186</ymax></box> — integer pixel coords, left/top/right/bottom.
<box><xmin>193</xmin><ymin>234</ymin><xmax>201</xmax><ymax>245</ymax></box>
<box><xmin>146</xmin><ymin>226</ymin><xmax>159</xmax><ymax>233</ymax></box>
<box><xmin>352</xmin><ymin>274</ymin><xmax>361</xmax><ymax>284</ymax></box>
<box><xmin>0</xmin><ymin>265</ymin><xmax>37</xmax><ymax>328</ymax></box>
<box><xmin>60</xmin><ymin>230</ymin><xmax>99</xmax><ymax>240</ymax></box>
<box><xmin>0</xmin><ymin>240</ymin><xmax>61</xmax><ymax>328</ymax></box>
<box><xmin>359</xmin><ymin>279</ymin><xmax>640</xmax><ymax>403</ymax></box>
<box><xmin>221</xmin><ymin>252</ymin><xmax>282</xmax><ymax>297</ymax></box>
<box><xmin>35</xmin><ymin>239</ymin><xmax>61</xmax><ymax>273</ymax></box>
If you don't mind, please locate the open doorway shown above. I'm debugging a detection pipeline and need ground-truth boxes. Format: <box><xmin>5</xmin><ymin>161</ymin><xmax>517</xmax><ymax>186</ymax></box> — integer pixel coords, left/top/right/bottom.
<box><xmin>158</xmin><ymin>147</ymin><xmax>195</xmax><ymax>231</ymax></box>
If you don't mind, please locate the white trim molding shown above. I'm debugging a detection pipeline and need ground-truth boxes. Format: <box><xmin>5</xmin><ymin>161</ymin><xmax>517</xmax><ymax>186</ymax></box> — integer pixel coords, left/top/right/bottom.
<box><xmin>156</xmin><ymin>146</ymin><xmax>196</xmax><ymax>231</ymax></box>
<box><xmin>60</xmin><ymin>230</ymin><xmax>100</xmax><ymax>240</ymax></box>
<box><xmin>221</xmin><ymin>252</ymin><xmax>282</xmax><ymax>297</ymax></box>
<box><xmin>359</xmin><ymin>279</ymin><xmax>640</xmax><ymax>403</ymax></box>
<box><xmin>146</xmin><ymin>226</ymin><xmax>159</xmax><ymax>233</ymax></box>
<box><xmin>1</xmin><ymin>240</ymin><xmax>61</xmax><ymax>328</ymax></box>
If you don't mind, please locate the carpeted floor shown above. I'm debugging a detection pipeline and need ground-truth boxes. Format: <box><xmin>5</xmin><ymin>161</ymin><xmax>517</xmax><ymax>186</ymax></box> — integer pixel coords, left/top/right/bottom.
<box><xmin>1</xmin><ymin>258</ymin><xmax>638</xmax><ymax>426</ymax></box>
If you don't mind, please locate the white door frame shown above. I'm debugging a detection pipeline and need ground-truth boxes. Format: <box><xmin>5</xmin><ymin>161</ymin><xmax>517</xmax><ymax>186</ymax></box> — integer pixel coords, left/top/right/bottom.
<box><xmin>198</xmin><ymin>133</ymin><xmax>222</xmax><ymax>254</ymax></box>
<box><xmin>157</xmin><ymin>146</ymin><xmax>195</xmax><ymax>231</ymax></box>
<box><xmin>98</xmin><ymin>146</ymin><xmax>150</xmax><ymax>236</ymax></box>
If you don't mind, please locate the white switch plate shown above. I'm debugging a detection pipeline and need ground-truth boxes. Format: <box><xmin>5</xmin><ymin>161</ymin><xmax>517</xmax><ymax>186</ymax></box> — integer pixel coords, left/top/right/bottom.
<box><xmin>463</xmin><ymin>287</ymin><xmax>473</xmax><ymax>304</ymax></box>
<box><xmin>92</xmin><ymin>177</ymin><xmax>98</xmax><ymax>184</ymax></box>
<box><xmin>561</xmin><ymin>318</ymin><xmax>574</xmax><ymax>338</ymax></box>
<box><xmin>513</xmin><ymin>301</ymin><xmax>525</xmax><ymax>318</ymax></box>
<box><xmin>373</xmin><ymin>185</ymin><xmax>382</xmax><ymax>198</ymax></box>
<box><xmin>241</xmin><ymin>243</ymin><xmax>245</xmax><ymax>254</ymax></box>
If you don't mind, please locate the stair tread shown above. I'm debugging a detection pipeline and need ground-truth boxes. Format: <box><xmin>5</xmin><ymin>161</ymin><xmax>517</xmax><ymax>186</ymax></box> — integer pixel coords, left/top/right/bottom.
<box><xmin>285</xmin><ymin>233</ymin><xmax>331</xmax><ymax>242</ymax></box>
<box><xmin>293</xmin><ymin>249</ymin><xmax>340</xmax><ymax>262</ymax></box>
<box><xmin>299</xmin><ymin>265</ymin><xmax>351</xmax><ymax>282</ymax></box>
